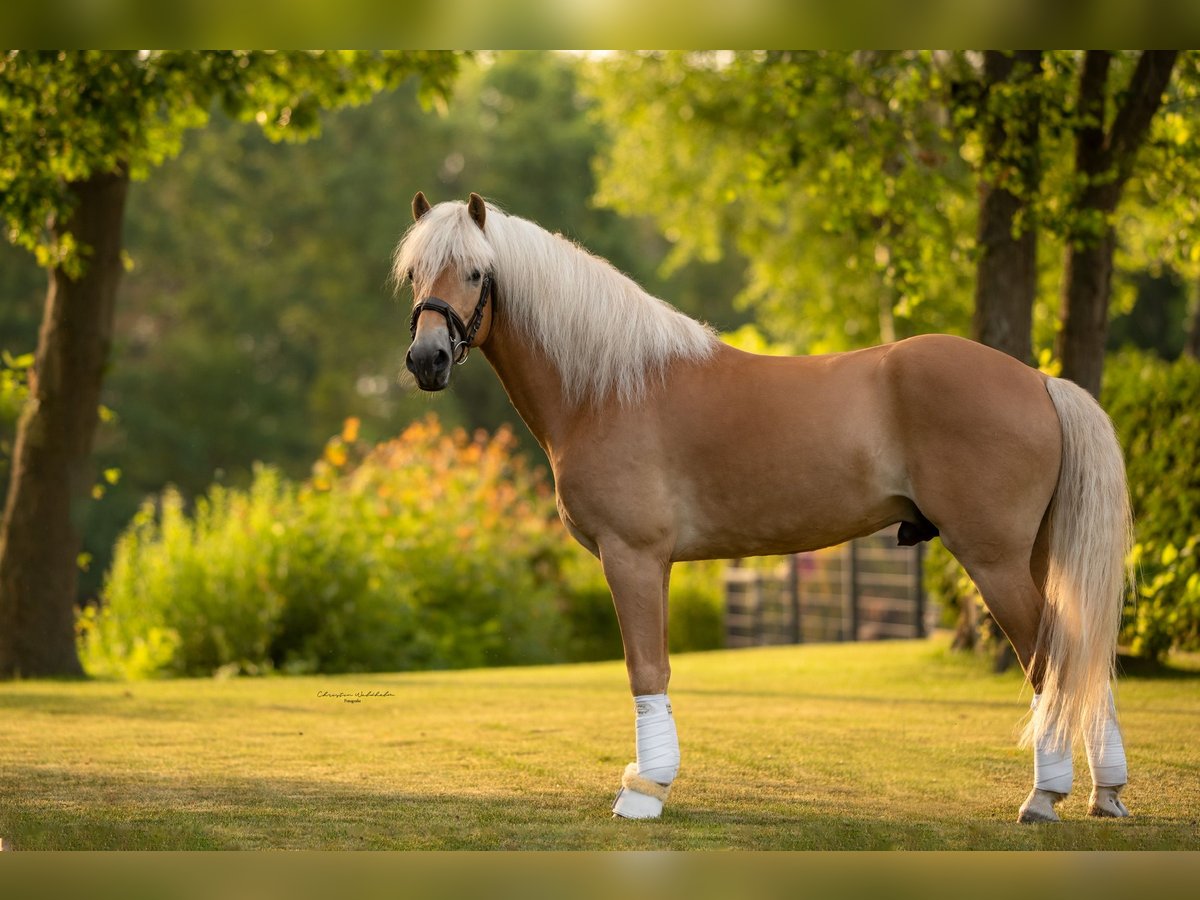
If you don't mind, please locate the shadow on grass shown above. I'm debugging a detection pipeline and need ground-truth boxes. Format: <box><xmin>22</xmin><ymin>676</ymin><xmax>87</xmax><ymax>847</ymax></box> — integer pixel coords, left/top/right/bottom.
<box><xmin>1116</xmin><ymin>652</ymin><xmax>1200</xmax><ymax>680</ymax></box>
<box><xmin>0</xmin><ymin>689</ymin><xmax>206</xmax><ymax>722</ymax></box>
<box><xmin>1</xmin><ymin>764</ymin><xmax>1194</xmax><ymax>852</ymax></box>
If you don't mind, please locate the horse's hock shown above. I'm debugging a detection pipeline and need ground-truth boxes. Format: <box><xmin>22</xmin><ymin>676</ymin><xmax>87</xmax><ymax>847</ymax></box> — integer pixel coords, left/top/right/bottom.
<box><xmin>723</xmin><ymin>525</ymin><xmax>931</xmax><ymax>647</ymax></box>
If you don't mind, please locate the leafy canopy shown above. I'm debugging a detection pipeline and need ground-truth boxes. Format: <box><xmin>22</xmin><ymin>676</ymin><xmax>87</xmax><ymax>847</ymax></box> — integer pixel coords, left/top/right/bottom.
<box><xmin>586</xmin><ymin>51</ymin><xmax>977</xmax><ymax>353</ymax></box>
<box><xmin>0</xmin><ymin>50</ymin><xmax>460</xmax><ymax>274</ymax></box>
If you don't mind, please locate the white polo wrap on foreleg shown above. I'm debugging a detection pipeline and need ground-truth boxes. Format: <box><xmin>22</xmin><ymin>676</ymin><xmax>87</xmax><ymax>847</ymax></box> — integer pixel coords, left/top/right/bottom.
<box><xmin>634</xmin><ymin>693</ymin><xmax>680</xmax><ymax>783</ymax></box>
<box><xmin>612</xmin><ymin>693</ymin><xmax>679</xmax><ymax>819</ymax></box>
<box><xmin>1084</xmin><ymin>686</ymin><xmax>1128</xmax><ymax>787</ymax></box>
<box><xmin>1030</xmin><ymin>693</ymin><xmax>1073</xmax><ymax>794</ymax></box>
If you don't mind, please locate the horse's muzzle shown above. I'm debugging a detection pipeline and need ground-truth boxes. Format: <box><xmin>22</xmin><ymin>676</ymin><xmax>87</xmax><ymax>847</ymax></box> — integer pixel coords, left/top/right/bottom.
<box><xmin>405</xmin><ymin>338</ymin><xmax>451</xmax><ymax>391</ymax></box>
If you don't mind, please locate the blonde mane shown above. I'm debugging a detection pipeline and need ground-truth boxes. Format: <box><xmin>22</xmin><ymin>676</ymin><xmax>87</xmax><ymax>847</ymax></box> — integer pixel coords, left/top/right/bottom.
<box><xmin>393</xmin><ymin>200</ymin><xmax>717</xmax><ymax>406</ymax></box>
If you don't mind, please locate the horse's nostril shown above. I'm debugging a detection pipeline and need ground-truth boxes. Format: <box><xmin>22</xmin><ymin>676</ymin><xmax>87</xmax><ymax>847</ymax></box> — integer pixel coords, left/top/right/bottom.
<box><xmin>405</xmin><ymin>350</ymin><xmax>417</xmax><ymax>374</ymax></box>
<box><xmin>433</xmin><ymin>347</ymin><xmax>449</xmax><ymax>369</ymax></box>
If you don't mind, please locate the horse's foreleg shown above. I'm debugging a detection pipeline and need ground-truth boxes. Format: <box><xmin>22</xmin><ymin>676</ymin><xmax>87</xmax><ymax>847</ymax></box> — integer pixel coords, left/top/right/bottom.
<box><xmin>599</xmin><ymin>541</ymin><xmax>678</xmax><ymax>819</ymax></box>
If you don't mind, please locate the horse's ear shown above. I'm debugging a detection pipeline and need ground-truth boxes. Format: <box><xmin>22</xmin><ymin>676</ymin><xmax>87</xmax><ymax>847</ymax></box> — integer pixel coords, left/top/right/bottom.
<box><xmin>468</xmin><ymin>193</ymin><xmax>486</xmax><ymax>230</ymax></box>
<box><xmin>412</xmin><ymin>191</ymin><xmax>432</xmax><ymax>222</ymax></box>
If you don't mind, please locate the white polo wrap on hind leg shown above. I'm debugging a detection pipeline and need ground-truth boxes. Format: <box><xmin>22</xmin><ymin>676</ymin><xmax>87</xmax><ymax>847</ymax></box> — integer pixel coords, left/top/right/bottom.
<box><xmin>1084</xmin><ymin>687</ymin><xmax>1127</xmax><ymax>787</ymax></box>
<box><xmin>612</xmin><ymin>693</ymin><xmax>680</xmax><ymax>819</ymax></box>
<box><xmin>1030</xmin><ymin>693</ymin><xmax>1073</xmax><ymax>794</ymax></box>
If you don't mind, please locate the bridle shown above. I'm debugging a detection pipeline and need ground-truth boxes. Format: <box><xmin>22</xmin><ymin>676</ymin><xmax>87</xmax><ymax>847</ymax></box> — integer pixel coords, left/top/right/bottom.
<box><xmin>408</xmin><ymin>272</ymin><xmax>494</xmax><ymax>365</ymax></box>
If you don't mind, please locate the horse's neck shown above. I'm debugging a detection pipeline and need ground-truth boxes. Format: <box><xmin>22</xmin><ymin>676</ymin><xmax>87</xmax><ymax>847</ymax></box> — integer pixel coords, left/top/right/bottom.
<box><xmin>480</xmin><ymin>319</ymin><xmax>575</xmax><ymax>456</ymax></box>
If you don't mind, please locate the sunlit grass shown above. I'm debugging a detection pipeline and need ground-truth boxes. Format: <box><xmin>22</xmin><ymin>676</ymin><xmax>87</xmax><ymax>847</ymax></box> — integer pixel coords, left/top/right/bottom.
<box><xmin>1</xmin><ymin>635</ymin><xmax>1196</xmax><ymax>849</ymax></box>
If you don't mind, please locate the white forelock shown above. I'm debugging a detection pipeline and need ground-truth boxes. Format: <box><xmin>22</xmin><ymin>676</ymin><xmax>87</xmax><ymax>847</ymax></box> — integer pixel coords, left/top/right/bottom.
<box><xmin>394</xmin><ymin>199</ymin><xmax>717</xmax><ymax>406</ymax></box>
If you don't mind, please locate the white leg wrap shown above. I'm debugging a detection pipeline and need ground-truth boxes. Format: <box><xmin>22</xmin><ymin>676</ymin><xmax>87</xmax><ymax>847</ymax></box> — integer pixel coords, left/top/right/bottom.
<box><xmin>1084</xmin><ymin>687</ymin><xmax>1128</xmax><ymax>787</ymax></box>
<box><xmin>1030</xmin><ymin>694</ymin><xmax>1073</xmax><ymax>794</ymax></box>
<box><xmin>634</xmin><ymin>694</ymin><xmax>680</xmax><ymax>784</ymax></box>
<box><xmin>612</xmin><ymin>693</ymin><xmax>679</xmax><ymax>819</ymax></box>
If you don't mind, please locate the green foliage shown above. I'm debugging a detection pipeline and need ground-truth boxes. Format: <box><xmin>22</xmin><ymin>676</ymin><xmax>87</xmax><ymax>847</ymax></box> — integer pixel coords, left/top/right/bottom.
<box><xmin>667</xmin><ymin>560</ymin><xmax>726</xmax><ymax>653</ymax></box>
<box><xmin>556</xmin><ymin>550</ymin><xmax>724</xmax><ymax>662</ymax></box>
<box><xmin>922</xmin><ymin>538</ymin><xmax>976</xmax><ymax>631</ymax></box>
<box><xmin>0</xmin><ymin>350</ymin><xmax>31</xmax><ymax>507</ymax></box>
<box><xmin>81</xmin><ymin>415</ymin><xmax>726</xmax><ymax>678</ymax></box>
<box><xmin>82</xmin><ymin>417</ymin><xmax>563</xmax><ymax>676</ymax></box>
<box><xmin>1104</xmin><ymin>351</ymin><xmax>1200</xmax><ymax>658</ymax></box>
<box><xmin>0</xmin><ymin>50</ymin><xmax>460</xmax><ymax>274</ymax></box>
<box><xmin>1114</xmin><ymin>54</ymin><xmax>1200</xmax><ymax>275</ymax></box>
<box><xmin>586</xmin><ymin>51</ymin><xmax>977</xmax><ymax>353</ymax></box>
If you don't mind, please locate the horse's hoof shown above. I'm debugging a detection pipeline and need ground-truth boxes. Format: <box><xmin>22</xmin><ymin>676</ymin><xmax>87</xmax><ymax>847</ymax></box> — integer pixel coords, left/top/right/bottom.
<box><xmin>1018</xmin><ymin>788</ymin><xmax>1066</xmax><ymax>824</ymax></box>
<box><xmin>1088</xmin><ymin>785</ymin><xmax>1130</xmax><ymax>818</ymax></box>
<box><xmin>612</xmin><ymin>786</ymin><xmax>664</xmax><ymax>819</ymax></box>
<box><xmin>611</xmin><ymin>762</ymin><xmax>669</xmax><ymax>819</ymax></box>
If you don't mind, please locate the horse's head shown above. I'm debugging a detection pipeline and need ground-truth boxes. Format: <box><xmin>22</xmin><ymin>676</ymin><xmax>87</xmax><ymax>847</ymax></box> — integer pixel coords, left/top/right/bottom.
<box><xmin>398</xmin><ymin>191</ymin><xmax>495</xmax><ymax>392</ymax></box>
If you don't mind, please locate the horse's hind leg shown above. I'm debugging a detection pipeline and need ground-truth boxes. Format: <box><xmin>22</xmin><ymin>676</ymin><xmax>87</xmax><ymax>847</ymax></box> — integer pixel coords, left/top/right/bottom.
<box><xmin>1028</xmin><ymin>504</ymin><xmax>1130</xmax><ymax>820</ymax></box>
<box><xmin>951</xmin><ymin>543</ymin><xmax>1074</xmax><ymax>824</ymax></box>
<box><xmin>1084</xmin><ymin>688</ymin><xmax>1130</xmax><ymax>817</ymax></box>
<box><xmin>598</xmin><ymin>539</ymin><xmax>679</xmax><ymax>819</ymax></box>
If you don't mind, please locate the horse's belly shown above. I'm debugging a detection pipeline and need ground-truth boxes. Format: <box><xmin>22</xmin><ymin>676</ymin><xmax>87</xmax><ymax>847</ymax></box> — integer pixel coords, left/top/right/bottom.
<box><xmin>670</xmin><ymin>482</ymin><xmax>912</xmax><ymax>562</ymax></box>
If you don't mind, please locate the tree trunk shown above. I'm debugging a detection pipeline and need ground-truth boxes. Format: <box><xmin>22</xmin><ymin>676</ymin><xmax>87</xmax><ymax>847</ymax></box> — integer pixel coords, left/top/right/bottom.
<box><xmin>972</xmin><ymin>50</ymin><xmax>1042</xmax><ymax>366</ymax></box>
<box><xmin>1057</xmin><ymin>50</ymin><xmax>1178</xmax><ymax>397</ymax></box>
<box><xmin>1186</xmin><ymin>279</ymin><xmax>1200</xmax><ymax>360</ymax></box>
<box><xmin>1059</xmin><ymin>225</ymin><xmax>1117</xmax><ymax>395</ymax></box>
<box><xmin>950</xmin><ymin>591</ymin><xmax>979</xmax><ymax>652</ymax></box>
<box><xmin>0</xmin><ymin>168</ymin><xmax>130</xmax><ymax>678</ymax></box>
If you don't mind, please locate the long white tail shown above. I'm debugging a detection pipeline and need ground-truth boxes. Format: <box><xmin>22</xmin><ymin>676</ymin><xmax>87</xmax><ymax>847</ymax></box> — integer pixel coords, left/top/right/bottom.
<box><xmin>1025</xmin><ymin>377</ymin><xmax>1133</xmax><ymax>750</ymax></box>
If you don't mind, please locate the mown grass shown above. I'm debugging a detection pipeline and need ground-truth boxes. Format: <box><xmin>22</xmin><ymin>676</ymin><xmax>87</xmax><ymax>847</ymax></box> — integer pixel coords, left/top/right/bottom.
<box><xmin>1</xmin><ymin>636</ymin><xmax>1197</xmax><ymax>850</ymax></box>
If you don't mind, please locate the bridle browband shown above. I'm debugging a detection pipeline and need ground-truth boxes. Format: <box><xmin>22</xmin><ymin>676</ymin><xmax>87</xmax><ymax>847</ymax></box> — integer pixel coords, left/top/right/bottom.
<box><xmin>408</xmin><ymin>272</ymin><xmax>494</xmax><ymax>365</ymax></box>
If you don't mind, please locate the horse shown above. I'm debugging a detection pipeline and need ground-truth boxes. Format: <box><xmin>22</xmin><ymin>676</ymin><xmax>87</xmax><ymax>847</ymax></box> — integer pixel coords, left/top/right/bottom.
<box><xmin>395</xmin><ymin>192</ymin><xmax>1133</xmax><ymax>823</ymax></box>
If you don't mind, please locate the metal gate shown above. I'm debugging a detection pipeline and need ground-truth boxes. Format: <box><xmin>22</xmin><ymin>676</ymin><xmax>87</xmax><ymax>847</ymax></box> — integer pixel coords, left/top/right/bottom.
<box><xmin>723</xmin><ymin>525</ymin><xmax>930</xmax><ymax>647</ymax></box>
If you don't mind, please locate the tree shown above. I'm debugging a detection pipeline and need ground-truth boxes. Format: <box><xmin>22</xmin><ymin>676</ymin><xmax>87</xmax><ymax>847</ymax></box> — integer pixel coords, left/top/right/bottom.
<box><xmin>1056</xmin><ymin>50</ymin><xmax>1178</xmax><ymax>395</ymax></box>
<box><xmin>1112</xmin><ymin>52</ymin><xmax>1200</xmax><ymax>361</ymax></box>
<box><xmin>1190</xmin><ymin>299</ymin><xmax>1200</xmax><ymax>358</ymax></box>
<box><xmin>969</xmin><ymin>50</ymin><xmax>1043</xmax><ymax>365</ymax></box>
<box><xmin>0</xmin><ymin>51</ymin><xmax>460</xmax><ymax>678</ymax></box>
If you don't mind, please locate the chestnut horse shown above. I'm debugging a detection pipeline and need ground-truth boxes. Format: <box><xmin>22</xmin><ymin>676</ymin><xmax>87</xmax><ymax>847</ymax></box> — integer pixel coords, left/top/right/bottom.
<box><xmin>396</xmin><ymin>193</ymin><xmax>1133</xmax><ymax>823</ymax></box>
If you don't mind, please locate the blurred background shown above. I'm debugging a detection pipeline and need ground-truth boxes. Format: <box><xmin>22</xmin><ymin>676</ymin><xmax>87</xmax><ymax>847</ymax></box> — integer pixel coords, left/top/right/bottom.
<box><xmin>2</xmin><ymin>51</ymin><xmax>1198</xmax><ymax>679</ymax></box>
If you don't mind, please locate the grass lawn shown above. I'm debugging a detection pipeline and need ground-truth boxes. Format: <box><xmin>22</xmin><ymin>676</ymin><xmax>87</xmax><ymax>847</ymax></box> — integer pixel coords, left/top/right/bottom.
<box><xmin>1</xmin><ymin>635</ymin><xmax>1197</xmax><ymax>850</ymax></box>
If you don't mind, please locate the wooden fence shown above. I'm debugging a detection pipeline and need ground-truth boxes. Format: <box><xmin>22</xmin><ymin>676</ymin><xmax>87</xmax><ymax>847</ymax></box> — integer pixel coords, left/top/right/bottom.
<box><xmin>723</xmin><ymin>525</ymin><xmax>931</xmax><ymax>647</ymax></box>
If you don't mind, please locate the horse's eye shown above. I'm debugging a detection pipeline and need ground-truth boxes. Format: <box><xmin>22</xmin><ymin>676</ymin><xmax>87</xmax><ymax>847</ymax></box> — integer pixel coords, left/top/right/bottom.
<box><xmin>469</xmin><ymin>270</ymin><xmax>481</xmax><ymax>282</ymax></box>
<box><xmin>406</xmin><ymin>269</ymin><xmax>414</xmax><ymax>283</ymax></box>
